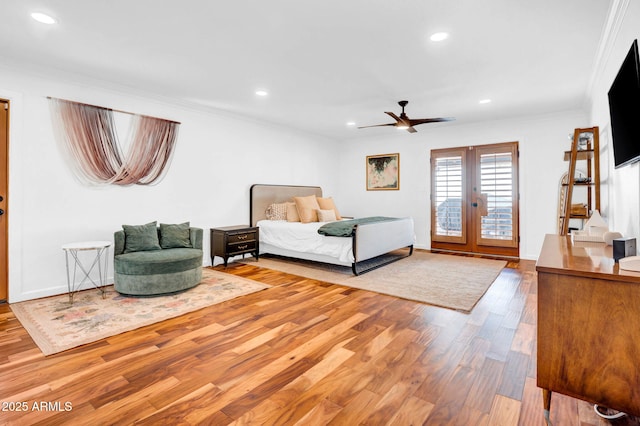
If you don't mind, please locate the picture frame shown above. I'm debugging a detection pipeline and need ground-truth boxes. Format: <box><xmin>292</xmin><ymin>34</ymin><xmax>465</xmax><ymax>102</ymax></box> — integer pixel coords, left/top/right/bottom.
<box><xmin>366</xmin><ymin>153</ymin><xmax>400</xmax><ymax>190</ymax></box>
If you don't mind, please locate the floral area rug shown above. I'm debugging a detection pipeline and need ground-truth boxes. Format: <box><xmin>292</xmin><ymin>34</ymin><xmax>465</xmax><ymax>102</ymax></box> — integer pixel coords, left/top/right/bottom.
<box><xmin>10</xmin><ymin>268</ymin><xmax>270</xmax><ymax>356</ymax></box>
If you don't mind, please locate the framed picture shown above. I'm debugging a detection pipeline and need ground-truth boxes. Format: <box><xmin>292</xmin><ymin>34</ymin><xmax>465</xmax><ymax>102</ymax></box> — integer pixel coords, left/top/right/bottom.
<box><xmin>366</xmin><ymin>153</ymin><xmax>399</xmax><ymax>190</ymax></box>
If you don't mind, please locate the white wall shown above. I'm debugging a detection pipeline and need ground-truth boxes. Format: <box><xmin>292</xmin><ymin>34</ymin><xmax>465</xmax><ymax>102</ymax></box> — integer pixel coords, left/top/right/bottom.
<box><xmin>334</xmin><ymin>110</ymin><xmax>589</xmax><ymax>260</ymax></box>
<box><xmin>1</xmin><ymin>68</ymin><xmax>339</xmax><ymax>302</ymax></box>
<box><xmin>589</xmin><ymin>0</ymin><xmax>640</xmax><ymax>238</ymax></box>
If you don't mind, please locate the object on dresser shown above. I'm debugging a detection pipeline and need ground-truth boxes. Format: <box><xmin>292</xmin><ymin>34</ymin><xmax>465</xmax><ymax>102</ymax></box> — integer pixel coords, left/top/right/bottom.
<box><xmin>604</xmin><ymin>231</ymin><xmax>623</xmax><ymax>245</ymax></box>
<box><xmin>618</xmin><ymin>255</ymin><xmax>640</xmax><ymax>271</ymax></box>
<box><xmin>613</xmin><ymin>237</ymin><xmax>637</xmax><ymax>262</ymax></box>
<box><xmin>571</xmin><ymin>210</ymin><xmax>608</xmax><ymax>242</ymax></box>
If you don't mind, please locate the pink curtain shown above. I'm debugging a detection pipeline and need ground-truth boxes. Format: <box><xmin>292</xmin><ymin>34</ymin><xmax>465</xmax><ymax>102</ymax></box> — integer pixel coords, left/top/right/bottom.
<box><xmin>49</xmin><ymin>98</ymin><xmax>179</xmax><ymax>185</ymax></box>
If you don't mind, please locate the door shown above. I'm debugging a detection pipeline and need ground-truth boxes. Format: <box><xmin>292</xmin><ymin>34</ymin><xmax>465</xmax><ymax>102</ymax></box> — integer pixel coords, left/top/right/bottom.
<box><xmin>0</xmin><ymin>100</ymin><xmax>7</xmax><ymax>301</ymax></box>
<box><xmin>431</xmin><ymin>142</ymin><xmax>519</xmax><ymax>258</ymax></box>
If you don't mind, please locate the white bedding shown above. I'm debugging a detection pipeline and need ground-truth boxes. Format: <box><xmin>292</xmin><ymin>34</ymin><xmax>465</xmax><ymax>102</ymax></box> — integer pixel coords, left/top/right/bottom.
<box><xmin>257</xmin><ymin>220</ymin><xmax>354</xmax><ymax>263</ymax></box>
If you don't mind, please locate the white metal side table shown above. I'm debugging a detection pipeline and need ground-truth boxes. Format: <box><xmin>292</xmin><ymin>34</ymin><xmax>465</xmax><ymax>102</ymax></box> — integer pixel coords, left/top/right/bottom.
<box><xmin>62</xmin><ymin>240</ymin><xmax>111</xmax><ymax>304</ymax></box>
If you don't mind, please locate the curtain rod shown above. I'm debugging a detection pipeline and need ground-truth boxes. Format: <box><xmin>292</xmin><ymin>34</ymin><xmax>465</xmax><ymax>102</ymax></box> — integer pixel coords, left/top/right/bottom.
<box><xmin>47</xmin><ymin>96</ymin><xmax>181</xmax><ymax>125</ymax></box>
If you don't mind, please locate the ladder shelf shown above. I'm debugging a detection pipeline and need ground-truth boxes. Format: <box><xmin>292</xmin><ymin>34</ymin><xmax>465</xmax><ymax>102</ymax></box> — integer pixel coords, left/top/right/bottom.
<box><xmin>558</xmin><ymin>127</ymin><xmax>600</xmax><ymax>236</ymax></box>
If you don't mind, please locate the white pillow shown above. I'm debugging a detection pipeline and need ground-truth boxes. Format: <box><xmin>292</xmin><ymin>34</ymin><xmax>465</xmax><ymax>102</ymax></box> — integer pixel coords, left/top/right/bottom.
<box><xmin>317</xmin><ymin>209</ymin><xmax>337</xmax><ymax>222</ymax></box>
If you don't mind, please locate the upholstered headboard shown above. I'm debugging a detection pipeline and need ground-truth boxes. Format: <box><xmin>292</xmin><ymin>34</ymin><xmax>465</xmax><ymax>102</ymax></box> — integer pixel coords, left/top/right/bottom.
<box><xmin>250</xmin><ymin>184</ymin><xmax>323</xmax><ymax>226</ymax></box>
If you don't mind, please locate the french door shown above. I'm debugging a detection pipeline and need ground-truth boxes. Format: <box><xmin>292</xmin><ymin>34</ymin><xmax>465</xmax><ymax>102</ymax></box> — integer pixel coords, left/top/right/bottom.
<box><xmin>430</xmin><ymin>141</ymin><xmax>519</xmax><ymax>258</ymax></box>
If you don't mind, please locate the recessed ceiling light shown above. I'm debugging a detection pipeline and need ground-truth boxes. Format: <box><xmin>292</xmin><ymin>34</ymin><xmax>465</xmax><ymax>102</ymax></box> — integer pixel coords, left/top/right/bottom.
<box><xmin>479</xmin><ymin>99</ymin><xmax>492</xmax><ymax>104</ymax></box>
<box><xmin>346</xmin><ymin>121</ymin><xmax>356</xmax><ymax>126</ymax></box>
<box><xmin>31</xmin><ymin>12</ymin><xmax>57</xmax><ymax>25</ymax></box>
<box><xmin>255</xmin><ymin>90</ymin><xmax>268</xmax><ymax>97</ymax></box>
<box><xmin>430</xmin><ymin>32</ymin><xmax>449</xmax><ymax>42</ymax></box>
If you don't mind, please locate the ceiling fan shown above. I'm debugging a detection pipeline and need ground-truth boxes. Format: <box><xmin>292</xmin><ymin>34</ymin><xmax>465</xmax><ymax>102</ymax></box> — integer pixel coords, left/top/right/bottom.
<box><xmin>358</xmin><ymin>100</ymin><xmax>454</xmax><ymax>133</ymax></box>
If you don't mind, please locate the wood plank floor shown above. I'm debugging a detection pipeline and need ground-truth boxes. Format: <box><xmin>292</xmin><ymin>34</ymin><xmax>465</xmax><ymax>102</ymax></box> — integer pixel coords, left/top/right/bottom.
<box><xmin>1</xmin><ymin>259</ymin><xmax>638</xmax><ymax>425</ymax></box>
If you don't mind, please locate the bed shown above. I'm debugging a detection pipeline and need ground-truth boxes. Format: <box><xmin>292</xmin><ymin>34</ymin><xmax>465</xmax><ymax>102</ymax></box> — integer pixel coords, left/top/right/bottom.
<box><xmin>250</xmin><ymin>184</ymin><xmax>415</xmax><ymax>275</ymax></box>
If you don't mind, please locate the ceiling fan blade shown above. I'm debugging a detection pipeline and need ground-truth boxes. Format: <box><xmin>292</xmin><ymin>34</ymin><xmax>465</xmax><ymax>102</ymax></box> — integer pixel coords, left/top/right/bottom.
<box><xmin>406</xmin><ymin>126</ymin><xmax>417</xmax><ymax>133</ymax></box>
<box><xmin>357</xmin><ymin>123</ymin><xmax>396</xmax><ymax>129</ymax></box>
<box><xmin>408</xmin><ymin>117</ymin><xmax>455</xmax><ymax>126</ymax></box>
<box><xmin>384</xmin><ymin>111</ymin><xmax>401</xmax><ymax>122</ymax></box>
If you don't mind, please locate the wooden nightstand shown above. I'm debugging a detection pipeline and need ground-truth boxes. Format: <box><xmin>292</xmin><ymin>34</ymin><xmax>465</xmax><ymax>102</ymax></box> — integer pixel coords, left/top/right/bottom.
<box><xmin>210</xmin><ymin>225</ymin><xmax>259</xmax><ymax>267</ymax></box>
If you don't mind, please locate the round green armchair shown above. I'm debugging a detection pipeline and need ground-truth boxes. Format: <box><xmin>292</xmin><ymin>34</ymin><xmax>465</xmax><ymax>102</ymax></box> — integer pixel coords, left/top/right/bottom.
<box><xmin>113</xmin><ymin>222</ymin><xmax>203</xmax><ymax>296</ymax></box>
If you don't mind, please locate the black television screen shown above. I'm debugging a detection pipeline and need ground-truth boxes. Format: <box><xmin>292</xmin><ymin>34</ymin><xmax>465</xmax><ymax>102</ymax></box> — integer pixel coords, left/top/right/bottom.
<box><xmin>608</xmin><ymin>39</ymin><xmax>640</xmax><ymax>168</ymax></box>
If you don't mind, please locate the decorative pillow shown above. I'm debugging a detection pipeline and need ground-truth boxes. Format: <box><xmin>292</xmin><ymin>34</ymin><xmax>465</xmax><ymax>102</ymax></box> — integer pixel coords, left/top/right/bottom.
<box><xmin>317</xmin><ymin>209</ymin><xmax>337</xmax><ymax>222</ymax></box>
<box><xmin>294</xmin><ymin>195</ymin><xmax>321</xmax><ymax>223</ymax></box>
<box><xmin>317</xmin><ymin>196</ymin><xmax>342</xmax><ymax>220</ymax></box>
<box><xmin>159</xmin><ymin>222</ymin><xmax>192</xmax><ymax>249</ymax></box>
<box><xmin>265</xmin><ymin>203</ymin><xmax>288</xmax><ymax>220</ymax></box>
<box><xmin>122</xmin><ymin>221</ymin><xmax>161</xmax><ymax>253</ymax></box>
<box><xmin>286</xmin><ymin>202</ymin><xmax>300</xmax><ymax>222</ymax></box>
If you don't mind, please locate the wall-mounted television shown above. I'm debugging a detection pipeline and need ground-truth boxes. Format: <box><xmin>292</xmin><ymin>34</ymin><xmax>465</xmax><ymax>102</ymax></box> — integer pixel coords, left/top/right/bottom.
<box><xmin>608</xmin><ymin>39</ymin><xmax>640</xmax><ymax>168</ymax></box>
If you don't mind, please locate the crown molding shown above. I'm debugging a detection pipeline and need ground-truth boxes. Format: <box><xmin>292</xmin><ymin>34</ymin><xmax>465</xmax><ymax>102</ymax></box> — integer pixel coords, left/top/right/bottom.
<box><xmin>585</xmin><ymin>0</ymin><xmax>631</xmax><ymax>105</ymax></box>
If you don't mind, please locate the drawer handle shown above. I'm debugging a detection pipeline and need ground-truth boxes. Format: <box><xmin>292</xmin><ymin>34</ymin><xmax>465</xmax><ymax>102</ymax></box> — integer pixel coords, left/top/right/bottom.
<box><xmin>237</xmin><ymin>235</ymin><xmax>248</xmax><ymax>240</ymax></box>
<box><xmin>237</xmin><ymin>244</ymin><xmax>248</xmax><ymax>250</ymax></box>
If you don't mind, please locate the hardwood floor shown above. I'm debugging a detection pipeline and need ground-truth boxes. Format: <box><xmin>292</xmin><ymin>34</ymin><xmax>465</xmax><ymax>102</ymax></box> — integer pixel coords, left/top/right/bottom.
<box><xmin>0</xmin><ymin>259</ymin><xmax>638</xmax><ymax>425</ymax></box>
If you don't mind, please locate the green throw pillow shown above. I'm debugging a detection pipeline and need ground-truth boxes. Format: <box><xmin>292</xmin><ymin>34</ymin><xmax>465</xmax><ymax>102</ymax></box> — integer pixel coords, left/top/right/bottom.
<box><xmin>122</xmin><ymin>221</ymin><xmax>161</xmax><ymax>253</ymax></box>
<box><xmin>159</xmin><ymin>222</ymin><xmax>192</xmax><ymax>249</ymax></box>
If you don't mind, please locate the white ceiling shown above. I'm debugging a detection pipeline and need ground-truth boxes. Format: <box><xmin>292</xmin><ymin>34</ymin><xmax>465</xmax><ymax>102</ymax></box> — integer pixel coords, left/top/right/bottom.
<box><xmin>0</xmin><ymin>0</ymin><xmax>612</xmax><ymax>139</ymax></box>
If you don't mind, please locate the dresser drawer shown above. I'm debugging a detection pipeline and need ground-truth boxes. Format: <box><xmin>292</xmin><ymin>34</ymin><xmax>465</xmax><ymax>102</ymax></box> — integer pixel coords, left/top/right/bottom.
<box><xmin>228</xmin><ymin>231</ymin><xmax>257</xmax><ymax>244</ymax></box>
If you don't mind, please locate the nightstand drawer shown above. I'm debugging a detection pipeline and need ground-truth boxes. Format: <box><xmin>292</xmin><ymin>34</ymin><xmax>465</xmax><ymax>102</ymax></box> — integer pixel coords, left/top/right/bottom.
<box><xmin>227</xmin><ymin>240</ymin><xmax>257</xmax><ymax>254</ymax></box>
<box><xmin>228</xmin><ymin>231</ymin><xmax>257</xmax><ymax>244</ymax></box>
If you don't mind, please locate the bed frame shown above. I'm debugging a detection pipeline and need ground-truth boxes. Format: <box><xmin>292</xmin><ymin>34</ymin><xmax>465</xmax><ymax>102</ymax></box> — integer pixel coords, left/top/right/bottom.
<box><xmin>250</xmin><ymin>184</ymin><xmax>414</xmax><ymax>275</ymax></box>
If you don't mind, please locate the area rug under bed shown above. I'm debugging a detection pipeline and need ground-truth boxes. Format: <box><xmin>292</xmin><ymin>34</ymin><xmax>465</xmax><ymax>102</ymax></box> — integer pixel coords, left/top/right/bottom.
<box><xmin>10</xmin><ymin>268</ymin><xmax>270</xmax><ymax>356</ymax></box>
<box><xmin>247</xmin><ymin>251</ymin><xmax>506</xmax><ymax>313</ymax></box>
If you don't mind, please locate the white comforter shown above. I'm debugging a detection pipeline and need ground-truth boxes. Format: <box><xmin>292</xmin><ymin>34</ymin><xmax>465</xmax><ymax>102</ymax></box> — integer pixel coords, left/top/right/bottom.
<box><xmin>257</xmin><ymin>220</ymin><xmax>354</xmax><ymax>263</ymax></box>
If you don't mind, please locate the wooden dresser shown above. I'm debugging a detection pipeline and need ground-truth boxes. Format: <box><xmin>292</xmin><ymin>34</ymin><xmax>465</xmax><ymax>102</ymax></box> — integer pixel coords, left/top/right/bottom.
<box><xmin>536</xmin><ymin>234</ymin><xmax>640</xmax><ymax>419</ymax></box>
